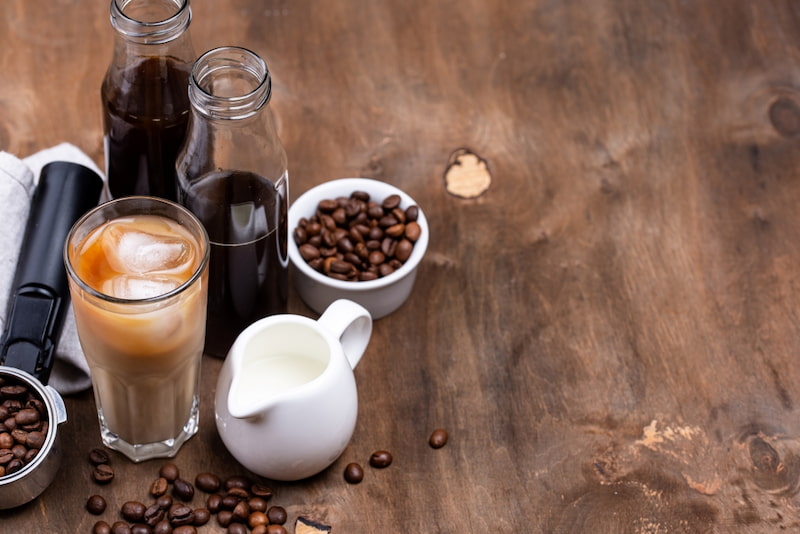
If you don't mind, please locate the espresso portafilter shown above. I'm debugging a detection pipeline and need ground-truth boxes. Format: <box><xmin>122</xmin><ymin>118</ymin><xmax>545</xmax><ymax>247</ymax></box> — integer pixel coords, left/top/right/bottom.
<box><xmin>0</xmin><ymin>161</ymin><xmax>102</xmax><ymax>509</ymax></box>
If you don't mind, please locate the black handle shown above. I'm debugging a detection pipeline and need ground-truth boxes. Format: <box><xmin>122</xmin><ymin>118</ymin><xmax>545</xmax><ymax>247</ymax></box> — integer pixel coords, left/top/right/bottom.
<box><xmin>0</xmin><ymin>161</ymin><xmax>103</xmax><ymax>384</ymax></box>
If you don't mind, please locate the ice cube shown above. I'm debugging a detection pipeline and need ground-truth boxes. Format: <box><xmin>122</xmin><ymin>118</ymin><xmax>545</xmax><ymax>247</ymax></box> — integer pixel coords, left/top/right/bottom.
<box><xmin>103</xmin><ymin>274</ymin><xmax>181</xmax><ymax>300</ymax></box>
<box><xmin>101</xmin><ymin>222</ymin><xmax>191</xmax><ymax>275</ymax></box>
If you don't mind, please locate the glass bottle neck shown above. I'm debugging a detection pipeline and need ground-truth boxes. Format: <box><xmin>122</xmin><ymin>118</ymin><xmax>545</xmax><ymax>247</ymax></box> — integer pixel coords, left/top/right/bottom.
<box><xmin>188</xmin><ymin>47</ymin><xmax>272</xmax><ymax>120</ymax></box>
<box><xmin>110</xmin><ymin>0</ymin><xmax>191</xmax><ymax>45</ymax></box>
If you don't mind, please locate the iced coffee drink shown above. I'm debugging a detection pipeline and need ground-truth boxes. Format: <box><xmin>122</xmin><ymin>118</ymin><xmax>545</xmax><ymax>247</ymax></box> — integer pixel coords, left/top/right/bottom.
<box><xmin>64</xmin><ymin>197</ymin><xmax>209</xmax><ymax>462</ymax></box>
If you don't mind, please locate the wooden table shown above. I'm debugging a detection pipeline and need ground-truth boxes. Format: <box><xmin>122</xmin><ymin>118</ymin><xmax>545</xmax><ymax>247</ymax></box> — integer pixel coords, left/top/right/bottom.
<box><xmin>3</xmin><ymin>1</ymin><xmax>800</xmax><ymax>532</ymax></box>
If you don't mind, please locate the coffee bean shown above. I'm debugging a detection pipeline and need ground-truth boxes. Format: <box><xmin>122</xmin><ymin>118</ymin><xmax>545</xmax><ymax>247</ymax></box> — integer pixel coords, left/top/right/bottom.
<box><xmin>14</xmin><ymin>408</ymin><xmax>39</xmax><ymax>426</ymax></box>
<box><xmin>0</xmin><ymin>385</ymin><xmax>26</xmax><ymax>399</ymax></box>
<box><xmin>111</xmin><ymin>522</ymin><xmax>132</xmax><ymax>534</ymax></box>
<box><xmin>250</xmin><ymin>483</ymin><xmax>273</xmax><ymax>500</ymax></box>
<box><xmin>93</xmin><ymin>463</ymin><xmax>115</xmax><ymax>484</ymax></box>
<box><xmin>88</xmin><ymin>448</ymin><xmax>110</xmax><ymax>465</ymax></box>
<box><xmin>206</xmin><ymin>493</ymin><xmax>222</xmax><ymax>513</ymax></box>
<box><xmin>93</xmin><ymin>520</ymin><xmax>112</xmax><ymax>534</ymax></box>
<box><xmin>6</xmin><ymin>458</ymin><xmax>23</xmax><ymax>474</ymax></box>
<box><xmin>86</xmin><ymin>494</ymin><xmax>107</xmax><ymax>515</ymax></box>
<box><xmin>251</xmin><ymin>526</ymin><xmax>268</xmax><ymax>534</ymax></box>
<box><xmin>169</xmin><ymin>505</ymin><xmax>194</xmax><ymax>526</ymax></box>
<box><xmin>0</xmin><ymin>433</ymin><xmax>12</xmax><ymax>449</ymax></box>
<box><xmin>344</xmin><ymin>462</ymin><xmax>364</xmax><ymax>484</ymax></box>
<box><xmin>369</xmin><ymin>450</ymin><xmax>393</xmax><ymax>468</ymax></box>
<box><xmin>172</xmin><ymin>478</ymin><xmax>194</xmax><ymax>501</ymax></box>
<box><xmin>266</xmin><ymin>505</ymin><xmax>287</xmax><ymax>525</ymax></box>
<box><xmin>159</xmin><ymin>463</ymin><xmax>179</xmax><ymax>482</ymax></box>
<box><xmin>144</xmin><ymin>503</ymin><xmax>165</xmax><ymax>526</ymax></box>
<box><xmin>248</xmin><ymin>496</ymin><xmax>268</xmax><ymax>513</ymax></box>
<box><xmin>266</xmin><ymin>525</ymin><xmax>287</xmax><ymax>534</ymax></box>
<box><xmin>194</xmin><ymin>472</ymin><xmax>220</xmax><ymax>493</ymax></box>
<box><xmin>157</xmin><ymin>495</ymin><xmax>173</xmax><ymax>510</ymax></box>
<box><xmin>248</xmin><ymin>511</ymin><xmax>268</xmax><ymax>529</ymax></box>
<box><xmin>232</xmin><ymin>500</ymin><xmax>250</xmax><ymax>522</ymax></box>
<box><xmin>131</xmin><ymin>524</ymin><xmax>152</xmax><ymax>534</ymax></box>
<box><xmin>26</xmin><ymin>431</ymin><xmax>45</xmax><ymax>449</ymax></box>
<box><xmin>429</xmin><ymin>428</ymin><xmax>449</xmax><ymax>448</ymax></box>
<box><xmin>216</xmin><ymin>510</ymin><xmax>233</xmax><ymax>528</ymax></box>
<box><xmin>227</xmin><ymin>524</ymin><xmax>247</xmax><ymax>534</ymax></box>
<box><xmin>153</xmin><ymin>520</ymin><xmax>172</xmax><ymax>534</ymax></box>
<box><xmin>192</xmin><ymin>507</ymin><xmax>210</xmax><ymax>526</ymax></box>
<box><xmin>121</xmin><ymin>501</ymin><xmax>147</xmax><ymax>522</ymax></box>
<box><xmin>150</xmin><ymin>477</ymin><xmax>168</xmax><ymax>497</ymax></box>
<box><xmin>223</xmin><ymin>475</ymin><xmax>251</xmax><ymax>491</ymax></box>
<box><xmin>172</xmin><ymin>527</ymin><xmax>197</xmax><ymax>534</ymax></box>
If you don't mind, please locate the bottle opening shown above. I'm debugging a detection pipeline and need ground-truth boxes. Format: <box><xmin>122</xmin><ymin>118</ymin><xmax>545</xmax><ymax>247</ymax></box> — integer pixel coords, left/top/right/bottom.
<box><xmin>111</xmin><ymin>0</ymin><xmax>191</xmax><ymax>43</ymax></box>
<box><xmin>189</xmin><ymin>46</ymin><xmax>271</xmax><ymax>120</ymax></box>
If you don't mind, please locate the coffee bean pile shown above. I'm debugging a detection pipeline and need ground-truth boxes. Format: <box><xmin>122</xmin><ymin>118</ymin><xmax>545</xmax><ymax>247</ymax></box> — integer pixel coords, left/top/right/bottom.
<box><xmin>0</xmin><ymin>376</ymin><xmax>49</xmax><ymax>477</ymax></box>
<box><xmin>88</xmin><ymin>461</ymin><xmax>292</xmax><ymax>534</ymax></box>
<box><xmin>293</xmin><ymin>191</ymin><xmax>423</xmax><ymax>281</ymax></box>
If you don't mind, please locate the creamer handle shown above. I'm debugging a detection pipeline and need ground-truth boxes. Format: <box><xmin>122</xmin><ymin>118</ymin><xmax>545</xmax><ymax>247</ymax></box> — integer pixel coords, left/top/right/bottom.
<box><xmin>317</xmin><ymin>299</ymin><xmax>372</xmax><ymax>369</ymax></box>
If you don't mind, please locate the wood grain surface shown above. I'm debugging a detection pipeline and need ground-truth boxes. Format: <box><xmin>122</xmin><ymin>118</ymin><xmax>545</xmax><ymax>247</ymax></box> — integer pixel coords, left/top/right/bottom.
<box><xmin>3</xmin><ymin>1</ymin><xmax>800</xmax><ymax>532</ymax></box>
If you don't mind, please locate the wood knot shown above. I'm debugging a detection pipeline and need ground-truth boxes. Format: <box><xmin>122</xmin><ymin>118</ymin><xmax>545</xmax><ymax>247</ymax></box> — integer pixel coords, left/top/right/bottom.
<box><xmin>769</xmin><ymin>97</ymin><xmax>800</xmax><ymax>137</ymax></box>
<box><xmin>443</xmin><ymin>148</ymin><xmax>491</xmax><ymax>198</ymax></box>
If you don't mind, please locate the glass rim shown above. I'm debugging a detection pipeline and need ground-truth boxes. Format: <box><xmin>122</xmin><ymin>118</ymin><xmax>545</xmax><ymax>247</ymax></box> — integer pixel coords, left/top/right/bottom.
<box><xmin>189</xmin><ymin>46</ymin><xmax>271</xmax><ymax>120</ymax></box>
<box><xmin>64</xmin><ymin>196</ymin><xmax>210</xmax><ymax>306</ymax></box>
<box><xmin>110</xmin><ymin>0</ymin><xmax>191</xmax><ymax>43</ymax></box>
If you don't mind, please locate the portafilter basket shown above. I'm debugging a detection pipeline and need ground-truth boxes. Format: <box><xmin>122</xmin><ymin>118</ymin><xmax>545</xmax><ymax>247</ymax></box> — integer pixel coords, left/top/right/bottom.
<box><xmin>0</xmin><ymin>162</ymin><xmax>102</xmax><ymax>509</ymax></box>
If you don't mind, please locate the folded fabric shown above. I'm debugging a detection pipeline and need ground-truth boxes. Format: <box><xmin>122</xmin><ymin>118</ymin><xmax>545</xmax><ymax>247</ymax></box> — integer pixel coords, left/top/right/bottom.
<box><xmin>0</xmin><ymin>143</ymin><xmax>104</xmax><ymax>395</ymax></box>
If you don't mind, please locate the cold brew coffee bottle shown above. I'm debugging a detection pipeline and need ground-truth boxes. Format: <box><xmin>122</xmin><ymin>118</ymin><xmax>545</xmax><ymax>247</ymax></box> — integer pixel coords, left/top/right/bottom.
<box><xmin>101</xmin><ymin>0</ymin><xmax>196</xmax><ymax>201</ymax></box>
<box><xmin>176</xmin><ymin>46</ymin><xmax>289</xmax><ymax>357</ymax></box>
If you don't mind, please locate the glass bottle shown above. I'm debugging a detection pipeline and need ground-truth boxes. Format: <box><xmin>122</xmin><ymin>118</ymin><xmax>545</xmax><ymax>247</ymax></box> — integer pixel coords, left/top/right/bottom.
<box><xmin>176</xmin><ymin>46</ymin><xmax>289</xmax><ymax>358</ymax></box>
<box><xmin>101</xmin><ymin>0</ymin><xmax>196</xmax><ymax>201</ymax></box>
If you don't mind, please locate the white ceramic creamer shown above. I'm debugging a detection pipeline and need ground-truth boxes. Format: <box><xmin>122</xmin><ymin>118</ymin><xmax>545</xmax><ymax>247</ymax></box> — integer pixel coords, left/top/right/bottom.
<box><xmin>214</xmin><ymin>299</ymin><xmax>372</xmax><ymax>481</ymax></box>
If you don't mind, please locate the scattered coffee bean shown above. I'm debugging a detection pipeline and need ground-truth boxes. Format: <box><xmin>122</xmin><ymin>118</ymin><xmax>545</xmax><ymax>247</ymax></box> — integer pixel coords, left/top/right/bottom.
<box><xmin>429</xmin><ymin>428</ymin><xmax>449</xmax><ymax>449</ymax></box>
<box><xmin>293</xmin><ymin>191</ymin><xmax>422</xmax><ymax>281</ymax></box>
<box><xmin>131</xmin><ymin>524</ymin><xmax>152</xmax><ymax>534</ymax></box>
<box><xmin>194</xmin><ymin>472</ymin><xmax>220</xmax><ymax>493</ymax></box>
<box><xmin>250</xmin><ymin>483</ymin><xmax>273</xmax><ymax>500</ymax></box>
<box><xmin>232</xmin><ymin>500</ymin><xmax>250</xmax><ymax>522</ymax></box>
<box><xmin>192</xmin><ymin>507</ymin><xmax>210</xmax><ymax>526</ymax></box>
<box><xmin>150</xmin><ymin>477</ymin><xmax>168</xmax><ymax>497</ymax></box>
<box><xmin>206</xmin><ymin>493</ymin><xmax>222</xmax><ymax>513</ymax></box>
<box><xmin>159</xmin><ymin>463</ymin><xmax>179</xmax><ymax>482</ymax></box>
<box><xmin>93</xmin><ymin>520</ymin><xmax>112</xmax><ymax>534</ymax></box>
<box><xmin>86</xmin><ymin>494</ymin><xmax>107</xmax><ymax>515</ymax></box>
<box><xmin>111</xmin><ymin>522</ymin><xmax>132</xmax><ymax>534</ymax></box>
<box><xmin>172</xmin><ymin>478</ymin><xmax>195</xmax><ymax>501</ymax></box>
<box><xmin>121</xmin><ymin>501</ymin><xmax>147</xmax><ymax>523</ymax></box>
<box><xmin>227</xmin><ymin>524</ymin><xmax>247</xmax><ymax>534</ymax></box>
<box><xmin>343</xmin><ymin>462</ymin><xmax>364</xmax><ymax>484</ymax></box>
<box><xmin>93</xmin><ymin>463</ymin><xmax>115</xmax><ymax>484</ymax></box>
<box><xmin>248</xmin><ymin>510</ymin><xmax>268</xmax><ymax>529</ymax></box>
<box><xmin>266</xmin><ymin>505</ymin><xmax>287</xmax><ymax>525</ymax></box>
<box><xmin>248</xmin><ymin>496</ymin><xmax>268</xmax><ymax>513</ymax></box>
<box><xmin>144</xmin><ymin>503</ymin><xmax>165</xmax><ymax>527</ymax></box>
<box><xmin>88</xmin><ymin>448</ymin><xmax>110</xmax><ymax>465</ymax></box>
<box><xmin>223</xmin><ymin>474</ymin><xmax>250</xmax><ymax>491</ymax></box>
<box><xmin>156</xmin><ymin>494</ymin><xmax>173</xmax><ymax>510</ymax></box>
<box><xmin>153</xmin><ymin>520</ymin><xmax>172</xmax><ymax>534</ymax></box>
<box><xmin>369</xmin><ymin>450</ymin><xmax>393</xmax><ymax>468</ymax></box>
<box><xmin>169</xmin><ymin>505</ymin><xmax>194</xmax><ymax>526</ymax></box>
<box><xmin>266</xmin><ymin>525</ymin><xmax>288</xmax><ymax>534</ymax></box>
<box><xmin>251</xmin><ymin>526</ymin><xmax>268</xmax><ymax>534</ymax></box>
<box><xmin>172</xmin><ymin>526</ymin><xmax>197</xmax><ymax>534</ymax></box>
<box><xmin>217</xmin><ymin>510</ymin><xmax>233</xmax><ymax>528</ymax></box>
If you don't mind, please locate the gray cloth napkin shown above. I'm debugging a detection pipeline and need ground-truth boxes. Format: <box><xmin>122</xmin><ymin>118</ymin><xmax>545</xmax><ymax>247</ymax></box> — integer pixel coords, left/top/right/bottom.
<box><xmin>0</xmin><ymin>143</ymin><xmax>105</xmax><ymax>395</ymax></box>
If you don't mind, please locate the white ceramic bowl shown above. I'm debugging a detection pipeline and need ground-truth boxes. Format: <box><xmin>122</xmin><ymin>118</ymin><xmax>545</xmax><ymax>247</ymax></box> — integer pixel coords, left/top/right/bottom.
<box><xmin>288</xmin><ymin>178</ymin><xmax>429</xmax><ymax>319</ymax></box>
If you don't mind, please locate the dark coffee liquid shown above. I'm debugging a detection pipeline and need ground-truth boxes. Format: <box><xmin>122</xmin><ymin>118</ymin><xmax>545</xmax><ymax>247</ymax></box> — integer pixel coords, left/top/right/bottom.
<box><xmin>102</xmin><ymin>56</ymin><xmax>191</xmax><ymax>201</ymax></box>
<box><xmin>178</xmin><ymin>170</ymin><xmax>288</xmax><ymax>357</ymax></box>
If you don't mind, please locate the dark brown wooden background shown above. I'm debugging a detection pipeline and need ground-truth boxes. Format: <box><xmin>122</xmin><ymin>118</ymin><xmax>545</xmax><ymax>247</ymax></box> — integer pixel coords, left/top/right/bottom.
<box><xmin>4</xmin><ymin>1</ymin><xmax>800</xmax><ymax>532</ymax></box>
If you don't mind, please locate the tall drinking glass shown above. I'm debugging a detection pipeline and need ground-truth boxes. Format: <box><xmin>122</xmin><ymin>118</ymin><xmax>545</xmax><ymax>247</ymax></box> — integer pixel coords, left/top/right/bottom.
<box><xmin>64</xmin><ymin>197</ymin><xmax>209</xmax><ymax>462</ymax></box>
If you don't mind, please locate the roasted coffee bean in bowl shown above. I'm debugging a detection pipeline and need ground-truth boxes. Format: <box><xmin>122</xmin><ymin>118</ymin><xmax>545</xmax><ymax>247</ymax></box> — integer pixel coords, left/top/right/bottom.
<box><xmin>288</xmin><ymin>178</ymin><xmax>429</xmax><ymax>319</ymax></box>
